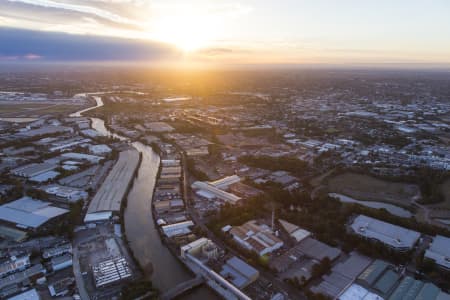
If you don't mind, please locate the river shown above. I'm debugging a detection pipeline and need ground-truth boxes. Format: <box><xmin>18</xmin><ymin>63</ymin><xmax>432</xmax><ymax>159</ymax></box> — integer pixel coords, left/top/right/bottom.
<box><xmin>73</xmin><ymin>95</ymin><xmax>218</xmax><ymax>299</ymax></box>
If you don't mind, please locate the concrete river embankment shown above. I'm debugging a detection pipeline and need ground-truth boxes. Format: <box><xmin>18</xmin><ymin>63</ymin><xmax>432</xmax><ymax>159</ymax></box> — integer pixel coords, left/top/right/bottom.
<box><xmin>75</xmin><ymin>94</ymin><xmax>217</xmax><ymax>299</ymax></box>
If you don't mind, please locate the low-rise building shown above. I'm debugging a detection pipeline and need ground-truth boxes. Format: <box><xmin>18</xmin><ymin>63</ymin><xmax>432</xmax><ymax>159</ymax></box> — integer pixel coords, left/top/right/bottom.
<box><xmin>11</xmin><ymin>163</ymin><xmax>57</xmax><ymax>178</ymax></box>
<box><xmin>0</xmin><ymin>255</ymin><xmax>31</xmax><ymax>278</ymax></box>
<box><xmin>424</xmin><ymin>235</ymin><xmax>450</xmax><ymax>271</ymax></box>
<box><xmin>93</xmin><ymin>257</ymin><xmax>132</xmax><ymax>288</ymax></box>
<box><xmin>180</xmin><ymin>237</ymin><xmax>220</xmax><ymax>260</ymax></box>
<box><xmin>161</xmin><ymin>221</ymin><xmax>194</xmax><ymax>238</ymax></box>
<box><xmin>278</xmin><ymin>219</ymin><xmax>311</xmax><ymax>242</ymax></box>
<box><xmin>220</xmin><ymin>257</ymin><xmax>259</xmax><ymax>289</ymax></box>
<box><xmin>42</xmin><ymin>185</ymin><xmax>88</xmax><ymax>202</ymax></box>
<box><xmin>229</xmin><ymin>220</ymin><xmax>283</xmax><ymax>256</ymax></box>
<box><xmin>50</xmin><ymin>254</ymin><xmax>72</xmax><ymax>272</ymax></box>
<box><xmin>192</xmin><ymin>181</ymin><xmax>242</xmax><ymax>205</ymax></box>
<box><xmin>7</xmin><ymin>288</ymin><xmax>40</xmax><ymax>300</ymax></box>
<box><xmin>0</xmin><ymin>197</ymin><xmax>69</xmax><ymax>230</ymax></box>
<box><xmin>350</xmin><ymin>215</ymin><xmax>420</xmax><ymax>251</ymax></box>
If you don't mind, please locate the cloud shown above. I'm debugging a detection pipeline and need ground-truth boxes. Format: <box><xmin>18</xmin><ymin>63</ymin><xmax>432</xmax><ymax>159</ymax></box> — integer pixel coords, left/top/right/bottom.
<box><xmin>0</xmin><ymin>28</ymin><xmax>180</xmax><ymax>61</ymax></box>
<box><xmin>197</xmin><ymin>48</ymin><xmax>233</xmax><ymax>56</ymax></box>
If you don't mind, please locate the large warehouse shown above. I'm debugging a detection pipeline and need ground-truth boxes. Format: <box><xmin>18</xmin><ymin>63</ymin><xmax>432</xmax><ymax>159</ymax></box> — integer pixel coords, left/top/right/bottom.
<box><xmin>0</xmin><ymin>197</ymin><xmax>69</xmax><ymax>230</ymax></box>
<box><xmin>424</xmin><ymin>235</ymin><xmax>450</xmax><ymax>271</ymax></box>
<box><xmin>350</xmin><ymin>215</ymin><xmax>421</xmax><ymax>251</ymax></box>
<box><xmin>84</xmin><ymin>149</ymin><xmax>140</xmax><ymax>222</ymax></box>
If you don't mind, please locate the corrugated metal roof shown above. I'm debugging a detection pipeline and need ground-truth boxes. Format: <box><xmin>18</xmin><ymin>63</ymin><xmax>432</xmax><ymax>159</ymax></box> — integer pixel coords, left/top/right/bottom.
<box><xmin>388</xmin><ymin>276</ymin><xmax>416</xmax><ymax>300</ymax></box>
<box><xmin>373</xmin><ymin>270</ymin><xmax>399</xmax><ymax>295</ymax></box>
<box><xmin>0</xmin><ymin>197</ymin><xmax>68</xmax><ymax>228</ymax></box>
<box><xmin>351</xmin><ymin>215</ymin><xmax>420</xmax><ymax>250</ymax></box>
<box><xmin>415</xmin><ymin>283</ymin><xmax>440</xmax><ymax>300</ymax></box>
<box><xmin>358</xmin><ymin>260</ymin><xmax>388</xmax><ymax>287</ymax></box>
<box><xmin>424</xmin><ymin>235</ymin><xmax>450</xmax><ymax>270</ymax></box>
<box><xmin>227</xmin><ymin>257</ymin><xmax>259</xmax><ymax>279</ymax></box>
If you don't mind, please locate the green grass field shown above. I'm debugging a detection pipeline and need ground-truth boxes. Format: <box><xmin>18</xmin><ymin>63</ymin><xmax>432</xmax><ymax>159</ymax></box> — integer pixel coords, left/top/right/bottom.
<box><xmin>325</xmin><ymin>172</ymin><xmax>421</xmax><ymax>207</ymax></box>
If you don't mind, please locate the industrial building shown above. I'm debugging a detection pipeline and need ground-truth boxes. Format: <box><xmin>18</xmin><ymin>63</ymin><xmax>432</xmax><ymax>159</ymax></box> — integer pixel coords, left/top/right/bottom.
<box><xmin>11</xmin><ymin>162</ymin><xmax>57</xmax><ymax>178</ymax></box>
<box><xmin>61</xmin><ymin>152</ymin><xmax>103</xmax><ymax>163</ymax></box>
<box><xmin>88</xmin><ymin>144</ymin><xmax>112</xmax><ymax>155</ymax></box>
<box><xmin>339</xmin><ymin>284</ymin><xmax>383</xmax><ymax>300</ymax></box>
<box><xmin>42</xmin><ymin>185</ymin><xmax>88</xmax><ymax>202</ymax></box>
<box><xmin>220</xmin><ymin>256</ymin><xmax>259</xmax><ymax>289</ymax></box>
<box><xmin>424</xmin><ymin>235</ymin><xmax>450</xmax><ymax>270</ymax></box>
<box><xmin>50</xmin><ymin>254</ymin><xmax>72</xmax><ymax>271</ymax></box>
<box><xmin>29</xmin><ymin>170</ymin><xmax>60</xmax><ymax>183</ymax></box>
<box><xmin>180</xmin><ymin>237</ymin><xmax>220</xmax><ymax>261</ymax></box>
<box><xmin>336</xmin><ymin>259</ymin><xmax>450</xmax><ymax>300</ymax></box>
<box><xmin>229</xmin><ymin>220</ymin><xmax>283</xmax><ymax>256</ymax></box>
<box><xmin>0</xmin><ymin>264</ymin><xmax>46</xmax><ymax>293</ymax></box>
<box><xmin>18</xmin><ymin>125</ymin><xmax>73</xmax><ymax>137</ymax></box>
<box><xmin>161</xmin><ymin>220</ymin><xmax>194</xmax><ymax>238</ymax></box>
<box><xmin>0</xmin><ymin>254</ymin><xmax>31</xmax><ymax>277</ymax></box>
<box><xmin>49</xmin><ymin>138</ymin><xmax>90</xmax><ymax>152</ymax></box>
<box><xmin>85</xmin><ymin>150</ymin><xmax>139</xmax><ymax>222</ymax></box>
<box><xmin>208</xmin><ymin>175</ymin><xmax>241</xmax><ymax>189</ymax></box>
<box><xmin>42</xmin><ymin>243</ymin><xmax>72</xmax><ymax>259</ymax></box>
<box><xmin>93</xmin><ymin>256</ymin><xmax>132</xmax><ymax>288</ymax></box>
<box><xmin>192</xmin><ymin>181</ymin><xmax>242</xmax><ymax>205</ymax></box>
<box><xmin>7</xmin><ymin>289</ymin><xmax>40</xmax><ymax>300</ymax></box>
<box><xmin>296</xmin><ymin>236</ymin><xmax>341</xmax><ymax>261</ymax></box>
<box><xmin>350</xmin><ymin>215</ymin><xmax>421</xmax><ymax>251</ymax></box>
<box><xmin>311</xmin><ymin>252</ymin><xmax>372</xmax><ymax>299</ymax></box>
<box><xmin>0</xmin><ymin>197</ymin><xmax>69</xmax><ymax>230</ymax></box>
<box><xmin>278</xmin><ymin>219</ymin><xmax>311</xmax><ymax>242</ymax></box>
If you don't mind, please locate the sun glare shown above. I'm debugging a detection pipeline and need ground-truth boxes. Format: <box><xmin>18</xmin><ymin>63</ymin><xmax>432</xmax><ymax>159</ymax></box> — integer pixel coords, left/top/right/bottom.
<box><xmin>150</xmin><ymin>7</ymin><xmax>221</xmax><ymax>52</ymax></box>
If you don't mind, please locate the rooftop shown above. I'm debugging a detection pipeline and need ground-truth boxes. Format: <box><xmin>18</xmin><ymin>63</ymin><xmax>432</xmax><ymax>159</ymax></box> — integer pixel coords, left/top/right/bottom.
<box><xmin>351</xmin><ymin>215</ymin><xmax>420</xmax><ymax>250</ymax></box>
<box><xmin>424</xmin><ymin>235</ymin><xmax>450</xmax><ymax>270</ymax></box>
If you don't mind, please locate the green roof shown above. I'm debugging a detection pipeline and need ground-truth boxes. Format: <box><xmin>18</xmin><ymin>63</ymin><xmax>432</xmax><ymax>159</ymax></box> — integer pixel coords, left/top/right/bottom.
<box><xmin>358</xmin><ymin>259</ymin><xmax>389</xmax><ymax>286</ymax></box>
<box><xmin>373</xmin><ymin>270</ymin><xmax>400</xmax><ymax>295</ymax></box>
<box><xmin>403</xmin><ymin>279</ymin><xmax>425</xmax><ymax>300</ymax></box>
<box><xmin>415</xmin><ymin>283</ymin><xmax>440</xmax><ymax>300</ymax></box>
<box><xmin>389</xmin><ymin>276</ymin><xmax>415</xmax><ymax>300</ymax></box>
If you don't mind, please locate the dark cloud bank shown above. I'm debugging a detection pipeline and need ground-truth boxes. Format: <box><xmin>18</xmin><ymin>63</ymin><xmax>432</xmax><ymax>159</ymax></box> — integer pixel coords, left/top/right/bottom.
<box><xmin>0</xmin><ymin>28</ymin><xmax>180</xmax><ymax>61</ymax></box>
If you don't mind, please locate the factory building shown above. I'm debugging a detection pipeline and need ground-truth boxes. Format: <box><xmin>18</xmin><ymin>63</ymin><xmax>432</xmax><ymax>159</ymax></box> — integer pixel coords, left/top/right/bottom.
<box><xmin>220</xmin><ymin>256</ymin><xmax>259</xmax><ymax>289</ymax></box>
<box><xmin>229</xmin><ymin>220</ymin><xmax>283</xmax><ymax>256</ymax></box>
<box><xmin>0</xmin><ymin>197</ymin><xmax>69</xmax><ymax>230</ymax></box>
<box><xmin>350</xmin><ymin>215</ymin><xmax>420</xmax><ymax>251</ymax></box>
<box><xmin>278</xmin><ymin>219</ymin><xmax>311</xmax><ymax>242</ymax></box>
<box><xmin>0</xmin><ymin>255</ymin><xmax>31</xmax><ymax>277</ymax></box>
<box><xmin>161</xmin><ymin>220</ymin><xmax>194</xmax><ymax>238</ymax></box>
<box><xmin>192</xmin><ymin>181</ymin><xmax>242</xmax><ymax>205</ymax></box>
<box><xmin>42</xmin><ymin>185</ymin><xmax>88</xmax><ymax>202</ymax></box>
<box><xmin>180</xmin><ymin>237</ymin><xmax>220</xmax><ymax>260</ymax></box>
<box><xmin>11</xmin><ymin>163</ymin><xmax>57</xmax><ymax>178</ymax></box>
<box><xmin>337</xmin><ymin>259</ymin><xmax>450</xmax><ymax>300</ymax></box>
<box><xmin>424</xmin><ymin>235</ymin><xmax>450</xmax><ymax>271</ymax></box>
<box><xmin>50</xmin><ymin>254</ymin><xmax>72</xmax><ymax>272</ymax></box>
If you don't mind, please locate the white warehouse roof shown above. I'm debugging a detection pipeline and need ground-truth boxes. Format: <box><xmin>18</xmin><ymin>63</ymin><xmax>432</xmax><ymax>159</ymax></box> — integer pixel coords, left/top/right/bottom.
<box><xmin>0</xmin><ymin>197</ymin><xmax>69</xmax><ymax>229</ymax></box>
<box><xmin>425</xmin><ymin>235</ymin><xmax>450</xmax><ymax>270</ymax></box>
<box><xmin>351</xmin><ymin>215</ymin><xmax>420</xmax><ymax>250</ymax></box>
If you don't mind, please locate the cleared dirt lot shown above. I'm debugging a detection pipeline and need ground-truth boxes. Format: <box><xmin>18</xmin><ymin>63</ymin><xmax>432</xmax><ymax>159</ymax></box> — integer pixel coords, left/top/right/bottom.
<box><xmin>324</xmin><ymin>172</ymin><xmax>421</xmax><ymax>207</ymax></box>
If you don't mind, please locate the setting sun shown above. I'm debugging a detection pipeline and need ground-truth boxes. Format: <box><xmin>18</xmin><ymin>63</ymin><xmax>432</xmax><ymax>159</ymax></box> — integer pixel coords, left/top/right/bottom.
<box><xmin>150</xmin><ymin>6</ymin><xmax>221</xmax><ymax>52</ymax></box>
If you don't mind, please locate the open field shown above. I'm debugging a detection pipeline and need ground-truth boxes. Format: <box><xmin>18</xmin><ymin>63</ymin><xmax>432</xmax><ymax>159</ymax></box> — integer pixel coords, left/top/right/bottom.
<box><xmin>0</xmin><ymin>102</ymin><xmax>85</xmax><ymax>117</ymax></box>
<box><xmin>324</xmin><ymin>172</ymin><xmax>421</xmax><ymax>207</ymax></box>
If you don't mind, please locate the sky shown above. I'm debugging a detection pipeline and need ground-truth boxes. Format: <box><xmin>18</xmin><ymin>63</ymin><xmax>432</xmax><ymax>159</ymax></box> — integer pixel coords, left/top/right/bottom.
<box><xmin>1</xmin><ymin>0</ymin><xmax>450</xmax><ymax>65</ymax></box>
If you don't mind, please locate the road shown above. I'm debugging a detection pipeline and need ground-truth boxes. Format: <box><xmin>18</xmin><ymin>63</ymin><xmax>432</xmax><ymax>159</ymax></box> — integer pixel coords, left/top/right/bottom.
<box><xmin>180</xmin><ymin>152</ymin><xmax>306</xmax><ymax>300</ymax></box>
